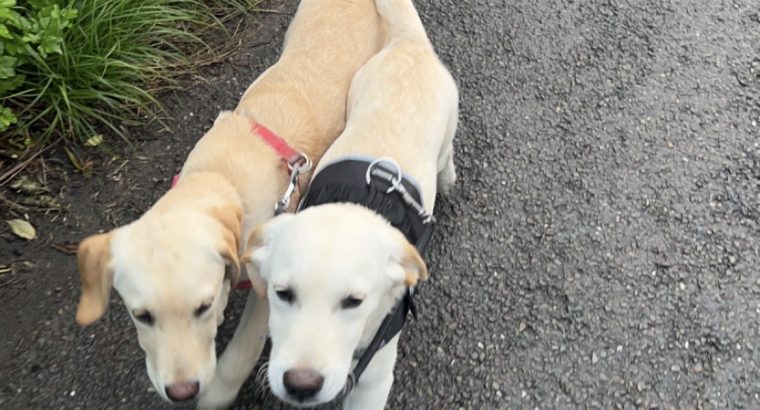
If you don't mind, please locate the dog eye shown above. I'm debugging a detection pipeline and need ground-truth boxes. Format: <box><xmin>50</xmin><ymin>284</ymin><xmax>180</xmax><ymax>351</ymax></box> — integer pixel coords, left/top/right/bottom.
<box><xmin>341</xmin><ymin>296</ymin><xmax>363</xmax><ymax>309</ymax></box>
<box><xmin>133</xmin><ymin>311</ymin><xmax>154</xmax><ymax>326</ymax></box>
<box><xmin>275</xmin><ymin>288</ymin><xmax>295</xmax><ymax>304</ymax></box>
<box><xmin>194</xmin><ymin>303</ymin><xmax>212</xmax><ymax>318</ymax></box>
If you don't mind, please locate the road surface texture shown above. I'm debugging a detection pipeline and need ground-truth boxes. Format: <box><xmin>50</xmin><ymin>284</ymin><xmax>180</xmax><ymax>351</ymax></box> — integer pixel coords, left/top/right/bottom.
<box><xmin>1</xmin><ymin>0</ymin><xmax>758</xmax><ymax>409</ymax></box>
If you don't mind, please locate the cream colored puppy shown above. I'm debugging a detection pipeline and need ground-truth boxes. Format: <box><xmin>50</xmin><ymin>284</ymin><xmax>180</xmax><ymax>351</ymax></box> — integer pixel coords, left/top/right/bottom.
<box><xmin>247</xmin><ymin>0</ymin><xmax>458</xmax><ymax>408</ymax></box>
<box><xmin>74</xmin><ymin>1</ymin><xmax>384</xmax><ymax>407</ymax></box>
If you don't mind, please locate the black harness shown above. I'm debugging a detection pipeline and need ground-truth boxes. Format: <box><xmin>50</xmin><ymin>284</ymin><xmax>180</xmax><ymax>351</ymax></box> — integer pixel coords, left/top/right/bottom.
<box><xmin>296</xmin><ymin>157</ymin><xmax>435</xmax><ymax>386</ymax></box>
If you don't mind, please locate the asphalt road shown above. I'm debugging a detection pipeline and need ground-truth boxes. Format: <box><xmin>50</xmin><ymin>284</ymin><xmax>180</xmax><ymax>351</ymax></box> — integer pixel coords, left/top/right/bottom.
<box><xmin>1</xmin><ymin>0</ymin><xmax>759</xmax><ymax>409</ymax></box>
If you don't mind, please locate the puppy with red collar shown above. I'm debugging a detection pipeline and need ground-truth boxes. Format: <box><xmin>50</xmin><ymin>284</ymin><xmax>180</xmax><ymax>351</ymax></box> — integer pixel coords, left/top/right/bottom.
<box><xmin>246</xmin><ymin>0</ymin><xmax>458</xmax><ymax>408</ymax></box>
<box><xmin>72</xmin><ymin>1</ymin><xmax>386</xmax><ymax>408</ymax></box>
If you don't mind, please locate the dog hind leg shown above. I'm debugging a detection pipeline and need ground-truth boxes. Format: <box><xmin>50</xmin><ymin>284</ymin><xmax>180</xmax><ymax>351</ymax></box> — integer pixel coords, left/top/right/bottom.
<box><xmin>436</xmin><ymin>107</ymin><xmax>458</xmax><ymax>195</ymax></box>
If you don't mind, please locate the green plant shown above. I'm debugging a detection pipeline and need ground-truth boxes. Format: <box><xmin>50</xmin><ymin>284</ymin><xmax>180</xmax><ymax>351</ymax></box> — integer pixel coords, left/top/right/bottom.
<box><xmin>0</xmin><ymin>0</ymin><xmax>255</xmax><ymax>150</ymax></box>
<box><xmin>0</xmin><ymin>0</ymin><xmax>77</xmax><ymax>132</ymax></box>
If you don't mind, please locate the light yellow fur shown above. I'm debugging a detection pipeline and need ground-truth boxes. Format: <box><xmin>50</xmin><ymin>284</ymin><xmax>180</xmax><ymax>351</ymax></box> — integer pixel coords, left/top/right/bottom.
<box><xmin>74</xmin><ymin>1</ymin><xmax>385</xmax><ymax>406</ymax></box>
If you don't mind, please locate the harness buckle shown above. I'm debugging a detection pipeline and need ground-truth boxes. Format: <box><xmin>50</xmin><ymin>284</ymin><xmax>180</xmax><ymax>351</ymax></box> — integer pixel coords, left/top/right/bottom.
<box><xmin>365</xmin><ymin>157</ymin><xmax>434</xmax><ymax>224</ymax></box>
<box><xmin>274</xmin><ymin>153</ymin><xmax>312</xmax><ymax>215</ymax></box>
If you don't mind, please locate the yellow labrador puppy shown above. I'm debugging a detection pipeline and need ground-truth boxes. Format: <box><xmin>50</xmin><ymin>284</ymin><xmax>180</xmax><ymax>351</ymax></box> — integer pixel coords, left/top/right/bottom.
<box><xmin>74</xmin><ymin>0</ymin><xmax>384</xmax><ymax>407</ymax></box>
<box><xmin>246</xmin><ymin>0</ymin><xmax>458</xmax><ymax>408</ymax></box>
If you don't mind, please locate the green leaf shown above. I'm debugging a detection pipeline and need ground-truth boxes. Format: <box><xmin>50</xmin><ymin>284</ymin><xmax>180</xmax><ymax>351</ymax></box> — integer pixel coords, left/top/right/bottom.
<box><xmin>0</xmin><ymin>105</ymin><xmax>16</xmax><ymax>132</ymax></box>
<box><xmin>0</xmin><ymin>6</ymin><xmax>14</xmax><ymax>20</ymax></box>
<box><xmin>0</xmin><ymin>55</ymin><xmax>16</xmax><ymax>78</ymax></box>
<box><xmin>26</xmin><ymin>0</ymin><xmax>46</xmax><ymax>10</ymax></box>
<box><xmin>0</xmin><ymin>73</ymin><xmax>23</xmax><ymax>93</ymax></box>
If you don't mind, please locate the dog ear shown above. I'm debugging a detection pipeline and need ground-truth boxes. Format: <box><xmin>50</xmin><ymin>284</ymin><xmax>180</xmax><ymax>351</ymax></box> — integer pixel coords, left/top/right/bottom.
<box><xmin>76</xmin><ymin>232</ymin><xmax>115</xmax><ymax>325</ymax></box>
<box><xmin>399</xmin><ymin>241</ymin><xmax>428</xmax><ymax>286</ymax></box>
<box><xmin>388</xmin><ymin>231</ymin><xmax>428</xmax><ymax>286</ymax></box>
<box><xmin>208</xmin><ymin>204</ymin><xmax>243</xmax><ymax>286</ymax></box>
<box><xmin>242</xmin><ymin>214</ymin><xmax>295</xmax><ymax>298</ymax></box>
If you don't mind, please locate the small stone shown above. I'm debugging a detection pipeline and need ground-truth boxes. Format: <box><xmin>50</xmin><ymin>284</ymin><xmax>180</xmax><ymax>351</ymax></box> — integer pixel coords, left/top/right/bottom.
<box><xmin>671</xmin><ymin>364</ymin><xmax>680</xmax><ymax>372</ymax></box>
<box><xmin>592</xmin><ymin>352</ymin><xmax>599</xmax><ymax>364</ymax></box>
<box><xmin>518</xmin><ymin>322</ymin><xmax>526</xmax><ymax>332</ymax></box>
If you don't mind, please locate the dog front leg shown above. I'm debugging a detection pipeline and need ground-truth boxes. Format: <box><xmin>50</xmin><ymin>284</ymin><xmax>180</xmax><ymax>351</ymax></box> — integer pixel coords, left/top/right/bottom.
<box><xmin>342</xmin><ymin>335</ymin><xmax>400</xmax><ymax>410</ymax></box>
<box><xmin>198</xmin><ymin>291</ymin><xmax>269</xmax><ymax>409</ymax></box>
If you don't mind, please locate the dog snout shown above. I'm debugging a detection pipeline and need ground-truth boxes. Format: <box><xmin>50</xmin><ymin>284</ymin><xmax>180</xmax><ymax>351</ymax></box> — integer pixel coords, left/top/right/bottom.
<box><xmin>283</xmin><ymin>368</ymin><xmax>324</xmax><ymax>401</ymax></box>
<box><xmin>165</xmin><ymin>381</ymin><xmax>200</xmax><ymax>402</ymax></box>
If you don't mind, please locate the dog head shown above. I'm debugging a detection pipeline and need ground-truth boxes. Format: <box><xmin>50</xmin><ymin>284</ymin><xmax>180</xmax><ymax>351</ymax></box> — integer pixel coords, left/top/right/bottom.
<box><xmin>76</xmin><ymin>191</ymin><xmax>242</xmax><ymax>403</ymax></box>
<box><xmin>246</xmin><ymin>204</ymin><xmax>427</xmax><ymax>407</ymax></box>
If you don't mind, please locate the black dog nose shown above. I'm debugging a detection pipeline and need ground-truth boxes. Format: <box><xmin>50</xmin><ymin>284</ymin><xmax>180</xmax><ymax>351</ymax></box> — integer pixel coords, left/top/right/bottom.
<box><xmin>283</xmin><ymin>369</ymin><xmax>324</xmax><ymax>401</ymax></box>
<box><xmin>165</xmin><ymin>381</ymin><xmax>199</xmax><ymax>402</ymax></box>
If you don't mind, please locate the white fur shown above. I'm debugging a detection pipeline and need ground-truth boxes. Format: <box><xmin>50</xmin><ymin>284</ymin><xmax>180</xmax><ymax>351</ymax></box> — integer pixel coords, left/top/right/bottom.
<box><xmin>249</xmin><ymin>0</ymin><xmax>459</xmax><ymax>408</ymax></box>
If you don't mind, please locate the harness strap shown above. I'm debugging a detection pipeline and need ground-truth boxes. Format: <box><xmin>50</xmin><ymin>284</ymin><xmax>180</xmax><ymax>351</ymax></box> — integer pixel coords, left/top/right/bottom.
<box><xmin>297</xmin><ymin>158</ymin><xmax>434</xmax><ymax>250</ymax></box>
<box><xmin>349</xmin><ymin>287</ymin><xmax>418</xmax><ymax>386</ymax></box>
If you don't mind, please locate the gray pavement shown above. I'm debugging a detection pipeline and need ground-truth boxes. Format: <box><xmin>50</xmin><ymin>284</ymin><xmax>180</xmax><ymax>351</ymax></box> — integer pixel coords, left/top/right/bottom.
<box><xmin>1</xmin><ymin>0</ymin><xmax>758</xmax><ymax>409</ymax></box>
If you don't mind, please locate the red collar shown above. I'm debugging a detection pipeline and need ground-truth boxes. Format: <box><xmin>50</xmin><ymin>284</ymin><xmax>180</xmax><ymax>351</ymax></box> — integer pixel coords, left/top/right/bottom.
<box><xmin>171</xmin><ymin>120</ymin><xmax>307</xmax><ymax>187</ymax></box>
<box><xmin>171</xmin><ymin>119</ymin><xmax>307</xmax><ymax>290</ymax></box>
<box><xmin>250</xmin><ymin>121</ymin><xmax>305</xmax><ymax>166</ymax></box>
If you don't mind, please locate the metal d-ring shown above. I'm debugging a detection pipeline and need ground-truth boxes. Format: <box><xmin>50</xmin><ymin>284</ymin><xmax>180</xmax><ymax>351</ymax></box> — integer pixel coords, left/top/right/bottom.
<box><xmin>365</xmin><ymin>157</ymin><xmax>403</xmax><ymax>194</ymax></box>
<box><xmin>365</xmin><ymin>157</ymin><xmax>434</xmax><ymax>224</ymax></box>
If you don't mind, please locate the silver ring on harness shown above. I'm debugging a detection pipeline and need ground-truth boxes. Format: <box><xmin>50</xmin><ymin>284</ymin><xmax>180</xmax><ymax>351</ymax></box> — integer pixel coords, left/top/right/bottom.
<box><xmin>365</xmin><ymin>157</ymin><xmax>433</xmax><ymax>224</ymax></box>
<box><xmin>365</xmin><ymin>157</ymin><xmax>404</xmax><ymax>194</ymax></box>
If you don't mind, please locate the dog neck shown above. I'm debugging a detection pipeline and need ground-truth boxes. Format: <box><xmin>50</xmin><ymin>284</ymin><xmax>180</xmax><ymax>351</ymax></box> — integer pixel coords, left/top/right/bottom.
<box><xmin>155</xmin><ymin>171</ymin><xmax>244</xmax><ymax>213</ymax></box>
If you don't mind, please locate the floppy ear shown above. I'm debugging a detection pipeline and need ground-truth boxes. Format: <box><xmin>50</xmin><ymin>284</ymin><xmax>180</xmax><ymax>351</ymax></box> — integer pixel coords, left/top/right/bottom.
<box><xmin>76</xmin><ymin>232</ymin><xmax>114</xmax><ymax>325</ymax></box>
<box><xmin>242</xmin><ymin>225</ymin><xmax>269</xmax><ymax>298</ymax></box>
<box><xmin>387</xmin><ymin>230</ymin><xmax>429</xmax><ymax>286</ymax></box>
<box><xmin>242</xmin><ymin>214</ymin><xmax>295</xmax><ymax>298</ymax></box>
<box><xmin>398</xmin><ymin>241</ymin><xmax>429</xmax><ymax>286</ymax></box>
<box><xmin>208</xmin><ymin>204</ymin><xmax>243</xmax><ymax>286</ymax></box>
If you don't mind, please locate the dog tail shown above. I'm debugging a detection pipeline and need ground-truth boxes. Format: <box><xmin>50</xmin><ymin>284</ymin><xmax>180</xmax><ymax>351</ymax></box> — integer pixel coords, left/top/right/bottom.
<box><xmin>375</xmin><ymin>0</ymin><xmax>429</xmax><ymax>44</ymax></box>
